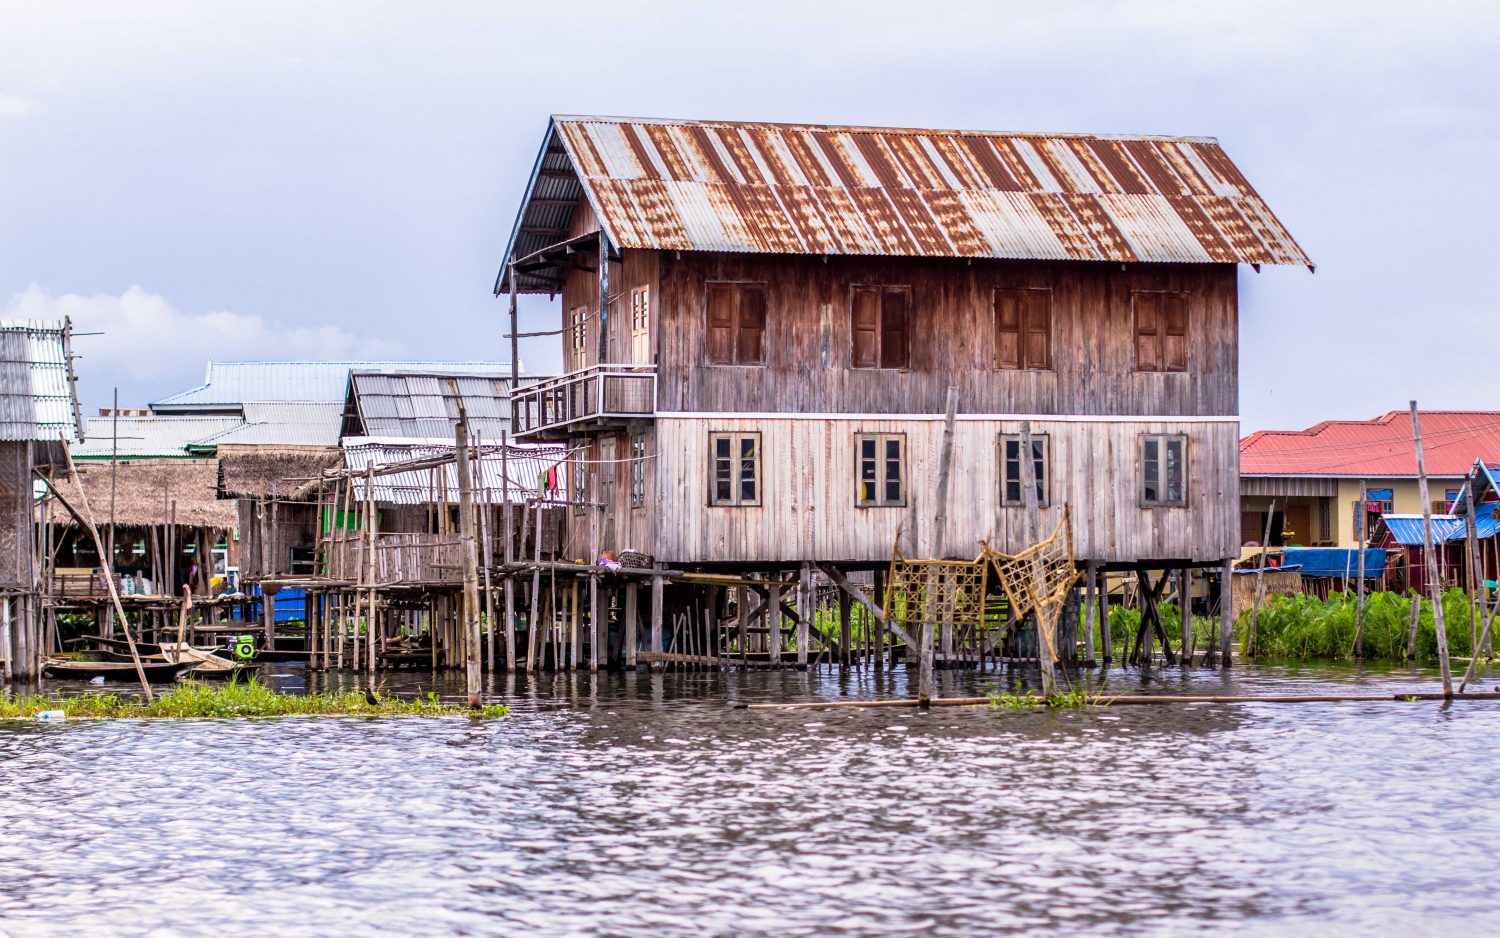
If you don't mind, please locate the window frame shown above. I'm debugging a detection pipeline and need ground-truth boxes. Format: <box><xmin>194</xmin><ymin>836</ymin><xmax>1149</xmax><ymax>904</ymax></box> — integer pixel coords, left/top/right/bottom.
<box><xmin>629</xmin><ymin>285</ymin><xmax>651</xmax><ymax>365</ymax></box>
<box><xmin>854</xmin><ymin>432</ymin><xmax>906</xmax><ymax>508</ymax></box>
<box><xmin>999</xmin><ymin>433</ymin><xmax>1050</xmax><ymax>508</ymax></box>
<box><xmin>1132</xmin><ymin>290</ymin><xmax>1190</xmax><ymax>374</ymax></box>
<box><xmin>1140</xmin><ymin>433</ymin><xmax>1188</xmax><ymax>508</ymax></box>
<box><xmin>849</xmin><ymin>284</ymin><xmax>912</xmax><ymax>371</ymax></box>
<box><xmin>630</xmin><ymin>436</ymin><xmax>646</xmax><ymax>508</ymax></box>
<box><xmin>571</xmin><ymin>450</ymin><xmax>590</xmax><ymax>516</ymax></box>
<box><xmin>708</xmin><ymin>432</ymin><xmax>761</xmax><ymax>507</ymax></box>
<box><xmin>704</xmin><ymin>282</ymin><xmax>768</xmax><ymax>367</ymax></box>
<box><xmin>993</xmin><ymin>287</ymin><xmax>1054</xmax><ymax>371</ymax></box>
<box><xmin>567</xmin><ymin>304</ymin><xmax>589</xmax><ymax>372</ymax></box>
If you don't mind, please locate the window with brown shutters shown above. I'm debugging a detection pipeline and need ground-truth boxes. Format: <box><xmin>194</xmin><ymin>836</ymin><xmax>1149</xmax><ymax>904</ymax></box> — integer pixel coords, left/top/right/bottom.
<box><xmin>1133</xmin><ymin>291</ymin><xmax>1189</xmax><ymax>373</ymax></box>
<box><xmin>993</xmin><ymin>288</ymin><xmax>1052</xmax><ymax>370</ymax></box>
<box><xmin>851</xmin><ymin>286</ymin><xmax>911</xmax><ymax>369</ymax></box>
<box><xmin>706</xmin><ymin>283</ymin><xmax>767</xmax><ymax>365</ymax></box>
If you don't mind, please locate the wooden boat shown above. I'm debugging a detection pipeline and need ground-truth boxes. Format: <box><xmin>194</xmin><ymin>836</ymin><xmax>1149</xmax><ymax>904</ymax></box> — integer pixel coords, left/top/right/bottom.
<box><xmin>43</xmin><ymin>657</ymin><xmax>188</xmax><ymax>682</ymax></box>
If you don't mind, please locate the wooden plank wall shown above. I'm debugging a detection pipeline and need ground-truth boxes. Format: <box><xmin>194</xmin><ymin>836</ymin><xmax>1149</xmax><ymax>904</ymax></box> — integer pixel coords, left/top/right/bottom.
<box><xmin>653</xmin><ymin>253</ymin><xmax>1238</xmax><ymax>417</ymax></box>
<box><xmin>649</xmin><ymin>417</ymin><xmax>1239</xmax><ymax>565</ymax></box>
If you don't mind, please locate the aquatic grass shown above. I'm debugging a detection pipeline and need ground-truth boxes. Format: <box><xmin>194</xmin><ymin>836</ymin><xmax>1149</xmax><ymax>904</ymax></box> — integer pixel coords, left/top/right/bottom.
<box><xmin>985</xmin><ymin>683</ymin><xmax>1098</xmax><ymax>709</ymax></box>
<box><xmin>1240</xmin><ymin>588</ymin><xmax>1493</xmax><ymax>661</ymax></box>
<box><xmin>0</xmin><ymin>677</ymin><xmax>508</xmax><ymax>721</ymax></box>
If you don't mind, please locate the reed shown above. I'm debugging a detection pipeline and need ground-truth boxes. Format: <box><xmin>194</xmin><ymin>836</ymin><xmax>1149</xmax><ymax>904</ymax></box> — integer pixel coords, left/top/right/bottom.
<box><xmin>0</xmin><ymin>677</ymin><xmax>508</xmax><ymax>720</ymax></box>
<box><xmin>1239</xmin><ymin>589</ymin><xmax>1485</xmax><ymax>661</ymax></box>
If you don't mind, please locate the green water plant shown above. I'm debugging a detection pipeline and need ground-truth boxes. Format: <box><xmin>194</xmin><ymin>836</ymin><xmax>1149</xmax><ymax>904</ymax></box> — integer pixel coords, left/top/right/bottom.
<box><xmin>986</xmin><ymin>683</ymin><xmax>1098</xmax><ymax>709</ymax></box>
<box><xmin>1240</xmin><ymin>588</ymin><xmax>1490</xmax><ymax>661</ymax></box>
<box><xmin>0</xmin><ymin>677</ymin><xmax>508</xmax><ymax>721</ymax></box>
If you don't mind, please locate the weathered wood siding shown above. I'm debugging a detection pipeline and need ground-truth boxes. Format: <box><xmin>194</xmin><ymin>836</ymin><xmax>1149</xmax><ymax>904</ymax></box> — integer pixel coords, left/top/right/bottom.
<box><xmin>648</xmin><ymin>416</ymin><xmax>1239</xmax><ymax>565</ymax></box>
<box><xmin>654</xmin><ymin>253</ymin><xmax>1237</xmax><ymax>417</ymax></box>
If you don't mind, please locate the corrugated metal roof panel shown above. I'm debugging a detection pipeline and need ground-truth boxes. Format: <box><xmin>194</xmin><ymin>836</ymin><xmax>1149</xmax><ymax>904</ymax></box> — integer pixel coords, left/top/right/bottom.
<box><xmin>0</xmin><ymin>320</ymin><xmax>79</xmax><ymax>442</ymax></box>
<box><xmin>1241</xmin><ymin>411</ymin><xmax>1500</xmax><ymax>478</ymax></box>
<box><xmin>152</xmin><ymin>361</ymin><xmax>515</xmax><ymax>408</ymax></box>
<box><xmin>191</xmin><ymin>402</ymin><xmax>346</xmax><ymax>448</ymax></box>
<box><xmin>73</xmin><ymin>415</ymin><xmax>244</xmax><ymax>458</ymax></box>
<box><xmin>346</xmin><ymin>372</ymin><xmax>518</xmax><ymax>441</ymax></box>
<box><xmin>1380</xmin><ymin>514</ymin><xmax>1465</xmax><ymax>546</ymax></box>
<box><xmin>498</xmin><ymin>116</ymin><xmax>1311</xmax><ymax>291</ymax></box>
<box><xmin>342</xmin><ymin>437</ymin><xmax>566</xmax><ymax>505</ymax></box>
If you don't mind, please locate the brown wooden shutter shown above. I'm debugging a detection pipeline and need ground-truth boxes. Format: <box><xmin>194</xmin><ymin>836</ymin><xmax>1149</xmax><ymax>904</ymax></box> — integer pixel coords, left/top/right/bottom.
<box><xmin>737</xmin><ymin>285</ymin><xmax>766</xmax><ymax>364</ymax></box>
<box><xmin>851</xmin><ymin>288</ymin><xmax>879</xmax><ymax>368</ymax></box>
<box><xmin>880</xmin><ymin>288</ymin><xmax>909</xmax><ymax>369</ymax></box>
<box><xmin>706</xmin><ymin>284</ymin><xmax>735</xmax><ymax>364</ymax></box>
<box><xmin>1162</xmin><ymin>292</ymin><xmax>1188</xmax><ymax>372</ymax></box>
<box><xmin>1022</xmin><ymin>290</ymin><xmax>1051</xmax><ymax>369</ymax></box>
<box><xmin>1134</xmin><ymin>292</ymin><xmax>1161</xmax><ymax>371</ymax></box>
<box><xmin>994</xmin><ymin>290</ymin><xmax>1021</xmax><ymax>370</ymax></box>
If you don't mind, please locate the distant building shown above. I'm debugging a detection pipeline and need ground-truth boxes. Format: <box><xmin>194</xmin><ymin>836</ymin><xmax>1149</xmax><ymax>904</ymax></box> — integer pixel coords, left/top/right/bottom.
<box><xmin>1239</xmin><ymin>410</ymin><xmax>1500</xmax><ymax>550</ymax></box>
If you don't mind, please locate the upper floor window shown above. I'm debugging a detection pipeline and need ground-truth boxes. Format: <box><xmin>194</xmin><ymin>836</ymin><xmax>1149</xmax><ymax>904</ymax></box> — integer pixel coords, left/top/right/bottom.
<box><xmin>571</xmin><ymin>451</ymin><xmax>590</xmax><ymax>516</ymax></box>
<box><xmin>856</xmin><ymin>433</ymin><xmax>905</xmax><ymax>507</ymax></box>
<box><xmin>1000</xmin><ymin>433</ymin><xmax>1049</xmax><ymax>507</ymax></box>
<box><xmin>1133</xmin><ymin>291</ymin><xmax>1189</xmax><ymax>373</ymax></box>
<box><xmin>1141</xmin><ymin>434</ymin><xmax>1187</xmax><ymax>507</ymax></box>
<box><xmin>994</xmin><ymin>288</ymin><xmax>1052</xmax><ymax>371</ymax></box>
<box><xmin>630</xmin><ymin>436</ymin><xmax>646</xmax><ymax>508</ymax></box>
<box><xmin>851</xmin><ymin>286</ymin><xmax>910</xmax><ymax>369</ymax></box>
<box><xmin>599</xmin><ymin>438</ymin><xmax>617</xmax><ymax>508</ymax></box>
<box><xmin>706</xmin><ymin>283</ymin><xmax>767</xmax><ymax>365</ymax></box>
<box><xmin>710</xmin><ymin>432</ymin><xmax>760</xmax><ymax>506</ymax></box>
<box><xmin>630</xmin><ymin>286</ymin><xmax>651</xmax><ymax>365</ymax></box>
<box><xmin>567</xmin><ymin>305</ymin><xmax>589</xmax><ymax>372</ymax></box>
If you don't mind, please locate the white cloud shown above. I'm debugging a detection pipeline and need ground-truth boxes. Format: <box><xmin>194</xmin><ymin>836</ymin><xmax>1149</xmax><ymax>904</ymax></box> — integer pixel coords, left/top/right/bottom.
<box><xmin>0</xmin><ymin>93</ymin><xmax>42</xmax><ymax>118</ymax></box>
<box><xmin>3</xmin><ymin>284</ymin><xmax>403</xmax><ymax>405</ymax></box>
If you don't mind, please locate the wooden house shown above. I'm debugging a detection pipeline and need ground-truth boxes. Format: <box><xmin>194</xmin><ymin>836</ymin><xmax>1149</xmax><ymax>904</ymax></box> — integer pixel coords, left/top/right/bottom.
<box><xmin>500</xmin><ymin>118</ymin><xmax>1307</xmax><ymax>560</ymax></box>
<box><xmin>494</xmin><ymin>117</ymin><xmax>1310</xmax><ymax>672</ymax></box>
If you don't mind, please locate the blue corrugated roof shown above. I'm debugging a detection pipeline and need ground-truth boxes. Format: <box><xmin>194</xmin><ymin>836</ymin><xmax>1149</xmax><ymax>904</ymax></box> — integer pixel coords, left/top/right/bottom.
<box><xmin>1381</xmin><ymin>514</ymin><xmax>1466</xmax><ymax>546</ymax></box>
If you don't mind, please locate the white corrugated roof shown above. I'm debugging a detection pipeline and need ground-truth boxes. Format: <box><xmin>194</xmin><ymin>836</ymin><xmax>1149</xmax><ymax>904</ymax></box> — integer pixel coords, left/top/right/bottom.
<box><xmin>0</xmin><ymin>320</ymin><xmax>79</xmax><ymax>443</ymax></box>
<box><xmin>152</xmin><ymin>361</ymin><xmax>516</xmax><ymax>409</ymax></box>
<box><xmin>342</xmin><ymin>436</ymin><xmax>566</xmax><ymax>505</ymax></box>
<box><xmin>347</xmin><ymin>373</ymin><xmax>518</xmax><ymax>440</ymax></box>
<box><xmin>73</xmin><ymin>414</ymin><xmax>244</xmax><ymax>458</ymax></box>
<box><xmin>189</xmin><ymin>402</ymin><xmax>345</xmax><ymax>448</ymax></box>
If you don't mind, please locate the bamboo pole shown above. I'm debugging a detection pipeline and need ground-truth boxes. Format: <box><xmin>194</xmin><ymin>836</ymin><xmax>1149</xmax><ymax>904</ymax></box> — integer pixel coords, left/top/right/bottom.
<box><xmin>1246</xmin><ymin>500</ymin><xmax>1277</xmax><ymax>658</ymax></box>
<box><xmin>1411</xmin><ymin>402</ymin><xmax>1453</xmax><ymax>695</ymax></box>
<box><xmin>57</xmin><ymin>438</ymin><xmax>153</xmax><ymax>700</ymax></box>
<box><xmin>454</xmin><ymin>411</ymin><xmax>482</xmax><ymax>704</ymax></box>
<box><xmin>1354</xmin><ymin>481</ymin><xmax>1368</xmax><ymax>657</ymax></box>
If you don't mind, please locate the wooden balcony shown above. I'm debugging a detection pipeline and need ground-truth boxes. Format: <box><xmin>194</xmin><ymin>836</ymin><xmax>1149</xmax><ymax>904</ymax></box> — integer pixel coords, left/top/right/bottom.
<box><xmin>511</xmin><ymin>363</ymin><xmax>656</xmax><ymax>440</ymax></box>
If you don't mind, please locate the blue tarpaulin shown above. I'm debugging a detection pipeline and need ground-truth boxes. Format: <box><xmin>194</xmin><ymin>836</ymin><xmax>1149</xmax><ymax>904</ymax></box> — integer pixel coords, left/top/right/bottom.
<box><xmin>1281</xmin><ymin>548</ymin><xmax>1387</xmax><ymax>578</ymax></box>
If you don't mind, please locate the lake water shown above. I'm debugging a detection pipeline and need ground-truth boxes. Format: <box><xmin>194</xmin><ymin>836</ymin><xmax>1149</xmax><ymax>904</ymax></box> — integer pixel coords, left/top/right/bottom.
<box><xmin>3</xmin><ymin>662</ymin><xmax>1499</xmax><ymax>936</ymax></box>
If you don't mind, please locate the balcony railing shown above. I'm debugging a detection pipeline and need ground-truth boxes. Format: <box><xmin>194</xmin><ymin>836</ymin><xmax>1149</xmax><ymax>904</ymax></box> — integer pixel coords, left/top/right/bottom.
<box><xmin>511</xmin><ymin>363</ymin><xmax>656</xmax><ymax>438</ymax></box>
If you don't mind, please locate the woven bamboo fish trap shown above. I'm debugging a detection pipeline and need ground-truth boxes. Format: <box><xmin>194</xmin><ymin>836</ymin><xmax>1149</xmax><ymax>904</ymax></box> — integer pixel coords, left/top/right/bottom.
<box><xmin>882</xmin><ymin>548</ymin><xmax>990</xmax><ymax>640</ymax></box>
<box><xmin>986</xmin><ymin>510</ymin><xmax>1081</xmax><ymax>667</ymax></box>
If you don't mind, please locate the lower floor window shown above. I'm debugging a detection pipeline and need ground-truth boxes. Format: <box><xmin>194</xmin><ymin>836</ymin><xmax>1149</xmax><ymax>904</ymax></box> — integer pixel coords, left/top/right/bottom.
<box><xmin>856</xmin><ymin>433</ymin><xmax>905</xmax><ymax>506</ymax></box>
<box><xmin>1000</xmin><ymin>433</ymin><xmax>1048</xmax><ymax>506</ymax></box>
<box><xmin>1141</xmin><ymin>434</ymin><xmax>1187</xmax><ymax>507</ymax></box>
<box><xmin>630</xmin><ymin>437</ymin><xmax>646</xmax><ymax>507</ymax></box>
<box><xmin>710</xmin><ymin>432</ymin><xmax>760</xmax><ymax>506</ymax></box>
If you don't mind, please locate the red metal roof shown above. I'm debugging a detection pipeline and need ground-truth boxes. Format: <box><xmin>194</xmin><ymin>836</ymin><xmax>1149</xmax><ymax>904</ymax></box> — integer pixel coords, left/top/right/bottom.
<box><xmin>1240</xmin><ymin>411</ymin><xmax>1500</xmax><ymax>478</ymax></box>
<box><xmin>499</xmin><ymin>116</ymin><xmax>1311</xmax><ymax>292</ymax></box>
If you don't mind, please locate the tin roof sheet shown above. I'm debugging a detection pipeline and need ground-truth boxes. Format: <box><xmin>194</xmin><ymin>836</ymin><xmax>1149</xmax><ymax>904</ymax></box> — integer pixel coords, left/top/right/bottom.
<box><xmin>499</xmin><ymin>116</ymin><xmax>1310</xmax><ymax>292</ymax></box>
<box><xmin>152</xmin><ymin>361</ymin><xmax>515</xmax><ymax>410</ymax></box>
<box><xmin>1241</xmin><ymin>411</ymin><xmax>1500</xmax><ymax>478</ymax></box>
<box><xmin>73</xmin><ymin>415</ymin><xmax>245</xmax><ymax>458</ymax></box>
<box><xmin>0</xmin><ymin>320</ymin><xmax>79</xmax><ymax>442</ymax></box>
<box><xmin>342</xmin><ymin>437</ymin><xmax>566</xmax><ymax>506</ymax></box>
<box><xmin>346</xmin><ymin>373</ymin><xmax>518</xmax><ymax>441</ymax></box>
<box><xmin>1379</xmin><ymin>514</ymin><xmax>1466</xmax><ymax>547</ymax></box>
<box><xmin>190</xmin><ymin>402</ymin><xmax>346</xmax><ymax>448</ymax></box>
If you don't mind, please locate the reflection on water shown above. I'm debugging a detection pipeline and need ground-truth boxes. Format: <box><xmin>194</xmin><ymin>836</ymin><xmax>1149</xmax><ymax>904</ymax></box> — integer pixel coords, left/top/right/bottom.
<box><xmin>4</xmin><ymin>662</ymin><xmax>1500</xmax><ymax>936</ymax></box>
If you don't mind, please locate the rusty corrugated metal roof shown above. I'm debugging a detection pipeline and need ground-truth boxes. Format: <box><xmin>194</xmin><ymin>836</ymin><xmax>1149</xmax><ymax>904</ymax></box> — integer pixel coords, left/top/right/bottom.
<box><xmin>498</xmin><ymin>116</ymin><xmax>1310</xmax><ymax>292</ymax></box>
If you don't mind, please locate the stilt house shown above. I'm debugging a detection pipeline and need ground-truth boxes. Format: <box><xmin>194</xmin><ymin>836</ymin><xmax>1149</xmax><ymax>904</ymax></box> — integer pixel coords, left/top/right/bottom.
<box><xmin>499</xmin><ymin>117</ymin><xmax>1311</xmax><ymax>576</ymax></box>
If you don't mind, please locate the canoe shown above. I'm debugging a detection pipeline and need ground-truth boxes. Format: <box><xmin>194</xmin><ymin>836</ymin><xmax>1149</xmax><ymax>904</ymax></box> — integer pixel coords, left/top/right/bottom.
<box><xmin>42</xmin><ymin>658</ymin><xmax>188</xmax><ymax>682</ymax></box>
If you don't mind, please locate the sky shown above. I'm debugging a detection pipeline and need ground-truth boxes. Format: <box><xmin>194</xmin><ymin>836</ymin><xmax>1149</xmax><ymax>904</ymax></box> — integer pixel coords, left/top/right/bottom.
<box><xmin>0</xmin><ymin>0</ymin><xmax>1495</xmax><ymax>431</ymax></box>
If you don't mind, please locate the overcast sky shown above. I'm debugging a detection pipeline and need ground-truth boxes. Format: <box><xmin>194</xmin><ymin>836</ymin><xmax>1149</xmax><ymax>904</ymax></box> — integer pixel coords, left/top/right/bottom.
<box><xmin>1</xmin><ymin>1</ymin><xmax>1495</xmax><ymax>431</ymax></box>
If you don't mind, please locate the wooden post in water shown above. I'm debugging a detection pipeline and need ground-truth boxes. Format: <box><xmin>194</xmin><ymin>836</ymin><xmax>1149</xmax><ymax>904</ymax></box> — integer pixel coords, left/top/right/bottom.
<box><xmin>1218</xmin><ymin>560</ymin><xmax>1233</xmax><ymax>667</ymax></box>
<box><xmin>1464</xmin><ymin>481</ymin><xmax>1481</xmax><ymax>655</ymax></box>
<box><xmin>767</xmin><ymin>582</ymin><xmax>782</xmax><ymax>667</ymax></box>
<box><xmin>649</xmin><ymin>573</ymin><xmax>664</xmax><ymax>672</ymax></box>
<box><xmin>1411</xmin><ymin>402</ymin><xmax>1453</xmax><ymax>695</ymax></box>
<box><xmin>1018</xmin><ymin>419</ymin><xmax>1053</xmax><ymax>694</ymax></box>
<box><xmin>1178</xmin><ymin>567</ymin><xmax>1192</xmax><ymax>666</ymax></box>
<box><xmin>1083</xmin><ymin>561</ymin><xmax>1097</xmax><ymax>663</ymax></box>
<box><xmin>797</xmin><ymin>563</ymin><xmax>812</xmax><ymax>670</ymax></box>
<box><xmin>1246</xmin><ymin>500</ymin><xmax>1276</xmax><ymax>659</ymax></box>
<box><xmin>1406</xmin><ymin>592</ymin><xmax>1422</xmax><ymax>661</ymax></box>
<box><xmin>454</xmin><ymin>410</ymin><xmax>483</xmax><ymax>705</ymax></box>
<box><xmin>1354</xmin><ymin>480</ymin><xmax>1368</xmax><ymax>658</ymax></box>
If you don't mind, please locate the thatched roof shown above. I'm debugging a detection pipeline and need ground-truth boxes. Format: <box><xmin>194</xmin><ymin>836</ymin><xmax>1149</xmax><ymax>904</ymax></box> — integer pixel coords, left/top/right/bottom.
<box><xmin>216</xmin><ymin>444</ymin><xmax>342</xmax><ymax>500</ymax></box>
<box><xmin>50</xmin><ymin>458</ymin><xmax>238</xmax><ymax>530</ymax></box>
